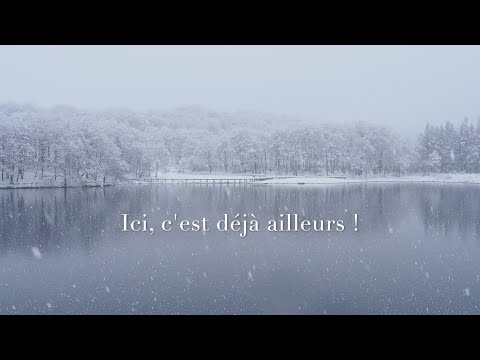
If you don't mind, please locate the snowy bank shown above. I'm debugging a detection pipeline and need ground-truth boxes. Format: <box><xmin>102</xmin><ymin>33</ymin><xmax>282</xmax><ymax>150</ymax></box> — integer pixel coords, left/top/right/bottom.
<box><xmin>0</xmin><ymin>171</ymin><xmax>117</xmax><ymax>189</ymax></box>
<box><xmin>256</xmin><ymin>173</ymin><xmax>480</xmax><ymax>185</ymax></box>
<box><xmin>134</xmin><ymin>172</ymin><xmax>258</xmax><ymax>180</ymax></box>
<box><xmin>130</xmin><ymin>173</ymin><xmax>480</xmax><ymax>186</ymax></box>
<box><xmin>5</xmin><ymin>172</ymin><xmax>480</xmax><ymax>189</ymax></box>
<box><xmin>0</xmin><ymin>181</ymin><xmax>115</xmax><ymax>189</ymax></box>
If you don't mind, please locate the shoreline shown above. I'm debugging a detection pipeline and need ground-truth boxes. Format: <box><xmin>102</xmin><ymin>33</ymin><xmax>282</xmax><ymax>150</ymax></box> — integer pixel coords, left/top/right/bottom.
<box><xmin>0</xmin><ymin>183</ymin><xmax>115</xmax><ymax>190</ymax></box>
<box><xmin>259</xmin><ymin>180</ymin><xmax>480</xmax><ymax>185</ymax></box>
<box><xmin>4</xmin><ymin>173</ymin><xmax>480</xmax><ymax>189</ymax></box>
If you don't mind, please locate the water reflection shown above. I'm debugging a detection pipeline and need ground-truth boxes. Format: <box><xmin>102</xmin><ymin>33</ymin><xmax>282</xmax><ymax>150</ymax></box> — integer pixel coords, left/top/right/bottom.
<box><xmin>418</xmin><ymin>185</ymin><xmax>480</xmax><ymax>241</ymax></box>
<box><xmin>1</xmin><ymin>183</ymin><xmax>480</xmax><ymax>314</ymax></box>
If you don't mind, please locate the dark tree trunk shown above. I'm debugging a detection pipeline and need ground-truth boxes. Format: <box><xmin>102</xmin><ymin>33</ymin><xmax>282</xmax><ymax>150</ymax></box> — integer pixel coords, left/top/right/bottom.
<box><xmin>223</xmin><ymin>150</ymin><xmax>228</xmax><ymax>173</ymax></box>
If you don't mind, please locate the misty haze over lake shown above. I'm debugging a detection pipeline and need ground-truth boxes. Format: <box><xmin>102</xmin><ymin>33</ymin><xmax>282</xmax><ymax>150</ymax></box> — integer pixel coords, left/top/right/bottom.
<box><xmin>2</xmin><ymin>45</ymin><xmax>480</xmax><ymax>135</ymax></box>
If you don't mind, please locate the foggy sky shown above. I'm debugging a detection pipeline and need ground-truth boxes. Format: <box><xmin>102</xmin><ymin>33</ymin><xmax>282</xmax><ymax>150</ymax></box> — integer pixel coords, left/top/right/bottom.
<box><xmin>1</xmin><ymin>45</ymin><xmax>480</xmax><ymax>135</ymax></box>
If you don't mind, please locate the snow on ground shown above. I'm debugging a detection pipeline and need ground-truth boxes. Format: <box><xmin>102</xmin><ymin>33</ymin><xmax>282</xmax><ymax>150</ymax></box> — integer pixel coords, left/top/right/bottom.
<box><xmin>256</xmin><ymin>173</ymin><xmax>480</xmax><ymax>185</ymax></box>
<box><xmin>4</xmin><ymin>171</ymin><xmax>480</xmax><ymax>189</ymax></box>
<box><xmin>0</xmin><ymin>170</ymin><xmax>113</xmax><ymax>189</ymax></box>
<box><xmin>133</xmin><ymin>172</ymin><xmax>480</xmax><ymax>186</ymax></box>
<box><xmin>135</xmin><ymin>172</ymin><xmax>257</xmax><ymax>180</ymax></box>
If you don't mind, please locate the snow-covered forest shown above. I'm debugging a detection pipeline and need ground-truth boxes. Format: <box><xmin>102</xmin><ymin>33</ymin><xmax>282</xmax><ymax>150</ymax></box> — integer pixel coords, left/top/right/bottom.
<box><xmin>0</xmin><ymin>102</ymin><xmax>477</xmax><ymax>186</ymax></box>
<box><xmin>418</xmin><ymin>119</ymin><xmax>480</xmax><ymax>174</ymax></box>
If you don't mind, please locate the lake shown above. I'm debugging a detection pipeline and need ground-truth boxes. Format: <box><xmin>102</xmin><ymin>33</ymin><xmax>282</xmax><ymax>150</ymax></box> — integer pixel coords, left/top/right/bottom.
<box><xmin>1</xmin><ymin>183</ymin><xmax>479</xmax><ymax>314</ymax></box>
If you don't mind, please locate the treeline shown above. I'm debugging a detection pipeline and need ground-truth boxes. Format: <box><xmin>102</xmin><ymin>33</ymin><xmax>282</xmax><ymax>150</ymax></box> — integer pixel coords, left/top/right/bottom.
<box><xmin>0</xmin><ymin>102</ymin><xmax>442</xmax><ymax>186</ymax></box>
<box><xmin>417</xmin><ymin>118</ymin><xmax>480</xmax><ymax>173</ymax></box>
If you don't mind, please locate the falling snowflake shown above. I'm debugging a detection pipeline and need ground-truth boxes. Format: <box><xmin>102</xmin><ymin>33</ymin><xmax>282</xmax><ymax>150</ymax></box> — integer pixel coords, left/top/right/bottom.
<box><xmin>450</xmin><ymin>150</ymin><xmax>455</xmax><ymax>161</ymax></box>
<box><xmin>31</xmin><ymin>247</ymin><xmax>42</xmax><ymax>260</ymax></box>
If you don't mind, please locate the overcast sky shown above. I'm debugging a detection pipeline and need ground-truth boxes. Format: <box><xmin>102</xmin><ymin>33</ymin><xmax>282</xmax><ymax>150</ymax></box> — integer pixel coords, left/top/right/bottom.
<box><xmin>1</xmin><ymin>45</ymin><xmax>480</xmax><ymax>135</ymax></box>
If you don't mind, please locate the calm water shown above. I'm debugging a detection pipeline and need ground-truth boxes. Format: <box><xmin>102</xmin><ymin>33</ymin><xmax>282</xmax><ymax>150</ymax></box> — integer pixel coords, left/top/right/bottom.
<box><xmin>1</xmin><ymin>183</ymin><xmax>480</xmax><ymax>314</ymax></box>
